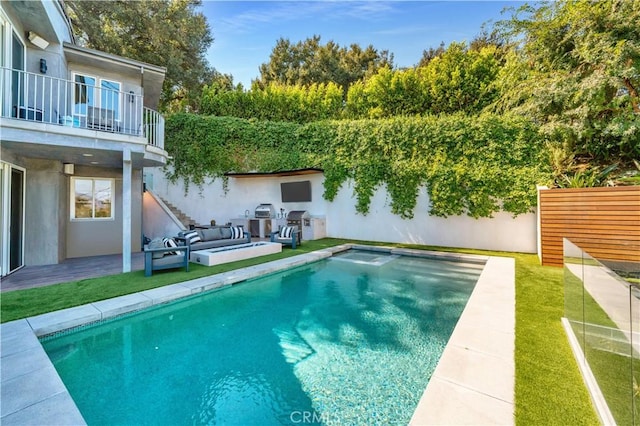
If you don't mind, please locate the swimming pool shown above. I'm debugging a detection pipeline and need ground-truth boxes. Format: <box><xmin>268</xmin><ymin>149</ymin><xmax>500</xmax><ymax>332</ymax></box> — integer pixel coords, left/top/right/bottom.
<box><xmin>41</xmin><ymin>249</ymin><xmax>484</xmax><ymax>425</ymax></box>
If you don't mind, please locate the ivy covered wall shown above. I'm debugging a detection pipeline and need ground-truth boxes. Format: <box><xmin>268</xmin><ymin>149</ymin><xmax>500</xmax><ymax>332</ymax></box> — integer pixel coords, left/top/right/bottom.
<box><xmin>165</xmin><ymin>113</ymin><xmax>552</xmax><ymax>219</ymax></box>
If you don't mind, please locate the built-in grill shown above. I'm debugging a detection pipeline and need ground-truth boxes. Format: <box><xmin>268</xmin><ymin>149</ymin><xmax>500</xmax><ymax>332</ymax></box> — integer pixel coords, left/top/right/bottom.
<box><xmin>255</xmin><ymin>203</ymin><xmax>276</xmax><ymax>218</ymax></box>
<box><xmin>286</xmin><ymin>210</ymin><xmax>310</xmax><ymax>243</ymax></box>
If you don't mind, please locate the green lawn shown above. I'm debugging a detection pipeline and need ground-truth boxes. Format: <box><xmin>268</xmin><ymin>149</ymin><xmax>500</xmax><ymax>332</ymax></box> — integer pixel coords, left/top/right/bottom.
<box><xmin>0</xmin><ymin>239</ymin><xmax>600</xmax><ymax>424</ymax></box>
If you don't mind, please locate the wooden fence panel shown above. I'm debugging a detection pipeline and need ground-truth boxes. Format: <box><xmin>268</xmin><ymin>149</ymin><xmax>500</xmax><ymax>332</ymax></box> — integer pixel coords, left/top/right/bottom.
<box><xmin>539</xmin><ymin>186</ymin><xmax>640</xmax><ymax>267</ymax></box>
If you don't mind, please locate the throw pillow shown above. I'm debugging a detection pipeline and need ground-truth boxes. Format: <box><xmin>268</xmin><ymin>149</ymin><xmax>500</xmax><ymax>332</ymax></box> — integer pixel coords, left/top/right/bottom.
<box><xmin>280</xmin><ymin>226</ymin><xmax>295</xmax><ymax>239</ymax></box>
<box><xmin>162</xmin><ymin>237</ymin><xmax>181</xmax><ymax>255</ymax></box>
<box><xmin>230</xmin><ymin>226</ymin><xmax>243</xmax><ymax>239</ymax></box>
<box><xmin>183</xmin><ymin>231</ymin><xmax>201</xmax><ymax>245</ymax></box>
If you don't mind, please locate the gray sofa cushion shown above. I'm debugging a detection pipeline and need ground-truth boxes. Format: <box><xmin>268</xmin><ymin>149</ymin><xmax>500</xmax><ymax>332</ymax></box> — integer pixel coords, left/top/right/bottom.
<box><xmin>220</xmin><ymin>227</ymin><xmax>232</xmax><ymax>239</ymax></box>
<box><xmin>153</xmin><ymin>254</ymin><xmax>186</xmax><ymax>266</ymax></box>
<box><xmin>148</xmin><ymin>238</ymin><xmax>166</xmax><ymax>259</ymax></box>
<box><xmin>190</xmin><ymin>234</ymin><xmax>248</xmax><ymax>251</ymax></box>
<box><xmin>201</xmin><ymin>227</ymin><xmax>222</xmax><ymax>241</ymax></box>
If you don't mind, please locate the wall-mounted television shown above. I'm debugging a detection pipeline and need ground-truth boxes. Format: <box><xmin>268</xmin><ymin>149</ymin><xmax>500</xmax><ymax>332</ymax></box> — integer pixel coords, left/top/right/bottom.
<box><xmin>281</xmin><ymin>181</ymin><xmax>312</xmax><ymax>202</ymax></box>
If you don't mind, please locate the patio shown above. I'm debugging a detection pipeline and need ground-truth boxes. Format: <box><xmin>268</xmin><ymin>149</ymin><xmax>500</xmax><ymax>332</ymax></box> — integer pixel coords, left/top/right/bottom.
<box><xmin>1</xmin><ymin>253</ymin><xmax>145</xmax><ymax>292</ymax></box>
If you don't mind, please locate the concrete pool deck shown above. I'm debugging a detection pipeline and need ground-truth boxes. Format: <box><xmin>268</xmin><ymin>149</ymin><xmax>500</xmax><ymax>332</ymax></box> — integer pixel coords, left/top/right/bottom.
<box><xmin>1</xmin><ymin>245</ymin><xmax>514</xmax><ymax>425</ymax></box>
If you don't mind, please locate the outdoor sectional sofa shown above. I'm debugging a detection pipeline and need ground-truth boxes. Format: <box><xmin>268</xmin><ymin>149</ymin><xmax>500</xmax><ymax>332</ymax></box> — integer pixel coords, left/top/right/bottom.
<box><xmin>178</xmin><ymin>225</ymin><xmax>251</xmax><ymax>251</ymax></box>
<box><xmin>144</xmin><ymin>225</ymin><xmax>250</xmax><ymax>276</ymax></box>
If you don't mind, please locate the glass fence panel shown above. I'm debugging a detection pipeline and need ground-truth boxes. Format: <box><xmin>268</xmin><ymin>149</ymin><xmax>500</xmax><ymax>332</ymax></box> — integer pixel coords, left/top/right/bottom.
<box><xmin>563</xmin><ymin>238</ymin><xmax>640</xmax><ymax>424</ymax></box>
<box><xmin>564</xmin><ymin>239</ymin><xmax>586</xmax><ymax>351</ymax></box>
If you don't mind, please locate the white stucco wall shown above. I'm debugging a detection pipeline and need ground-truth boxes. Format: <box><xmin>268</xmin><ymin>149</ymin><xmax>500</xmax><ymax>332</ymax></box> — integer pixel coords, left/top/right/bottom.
<box><xmin>142</xmin><ymin>191</ymin><xmax>184</xmax><ymax>240</ymax></box>
<box><xmin>146</xmin><ymin>168</ymin><xmax>328</xmax><ymax>224</ymax></box>
<box><xmin>145</xmin><ymin>167</ymin><xmax>537</xmax><ymax>253</ymax></box>
<box><xmin>328</xmin><ymin>180</ymin><xmax>536</xmax><ymax>253</ymax></box>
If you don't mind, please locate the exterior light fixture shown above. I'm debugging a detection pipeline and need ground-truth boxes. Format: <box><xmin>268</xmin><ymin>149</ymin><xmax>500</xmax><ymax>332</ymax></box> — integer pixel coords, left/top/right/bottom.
<box><xmin>28</xmin><ymin>31</ymin><xmax>49</xmax><ymax>50</ymax></box>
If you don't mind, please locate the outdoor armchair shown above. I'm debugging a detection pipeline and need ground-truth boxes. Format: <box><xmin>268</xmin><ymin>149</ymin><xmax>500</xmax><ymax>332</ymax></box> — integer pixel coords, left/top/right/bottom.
<box><xmin>144</xmin><ymin>236</ymin><xmax>189</xmax><ymax>276</ymax></box>
<box><xmin>270</xmin><ymin>226</ymin><xmax>299</xmax><ymax>249</ymax></box>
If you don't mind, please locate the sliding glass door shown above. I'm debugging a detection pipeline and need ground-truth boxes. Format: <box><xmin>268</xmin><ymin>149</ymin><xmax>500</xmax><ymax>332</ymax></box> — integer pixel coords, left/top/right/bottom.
<box><xmin>0</xmin><ymin>162</ymin><xmax>25</xmax><ymax>276</ymax></box>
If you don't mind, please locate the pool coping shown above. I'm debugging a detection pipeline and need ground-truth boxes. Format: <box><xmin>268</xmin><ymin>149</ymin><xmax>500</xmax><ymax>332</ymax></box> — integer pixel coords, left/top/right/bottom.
<box><xmin>0</xmin><ymin>244</ymin><xmax>513</xmax><ymax>425</ymax></box>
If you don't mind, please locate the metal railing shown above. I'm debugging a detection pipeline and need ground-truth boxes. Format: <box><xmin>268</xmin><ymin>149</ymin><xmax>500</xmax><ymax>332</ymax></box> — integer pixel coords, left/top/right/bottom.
<box><xmin>0</xmin><ymin>67</ymin><xmax>164</xmax><ymax>149</ymax></box>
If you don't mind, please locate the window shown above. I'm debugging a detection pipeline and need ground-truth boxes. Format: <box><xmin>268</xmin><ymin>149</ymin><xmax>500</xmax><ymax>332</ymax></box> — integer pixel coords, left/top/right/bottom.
<box><xmin>74</xmin><ymin>74</ymin><xmax>96</xmax><ymax>115</ymax></box>
<box><xmin>100</xmin><ymin>79</ymin><xmax>121</xmax><ymax>120</ymax></box>
<box><xmin>73</xmin><ymin>73</ymin><xmax>121</xmax><ymax>120</ymax></box>
<box><xmin>71</xmin><ymin>178</ymin><xmax>114</xmax><ymax>220</ymax></box>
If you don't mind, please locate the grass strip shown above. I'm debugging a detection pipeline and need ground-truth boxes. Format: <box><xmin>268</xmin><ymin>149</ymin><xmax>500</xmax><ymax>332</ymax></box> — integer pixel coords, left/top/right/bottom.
<box><xmin>514</xmin><ymin>254</ymin><xmax>599</xmax><ymax>425</ymax></box>
<box><xmin>0</xmin><ymin>239</ymin><xmax>600</xmax><ymax>424</ymax></box>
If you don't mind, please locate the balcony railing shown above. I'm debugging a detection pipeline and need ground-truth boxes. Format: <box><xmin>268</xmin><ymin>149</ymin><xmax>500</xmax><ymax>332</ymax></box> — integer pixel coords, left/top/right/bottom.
<box><xmin>0</xmin><ymin>67</ymin><xmax>164</xmax><ymax>149</ymax></box>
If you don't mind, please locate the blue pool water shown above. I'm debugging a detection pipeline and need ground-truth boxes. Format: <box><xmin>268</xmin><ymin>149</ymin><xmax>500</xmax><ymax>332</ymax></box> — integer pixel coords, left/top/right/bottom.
<box><xmin>42</xmin><ymin>250</ymin><xmax>483</xmax><ymax>425</ymax></box>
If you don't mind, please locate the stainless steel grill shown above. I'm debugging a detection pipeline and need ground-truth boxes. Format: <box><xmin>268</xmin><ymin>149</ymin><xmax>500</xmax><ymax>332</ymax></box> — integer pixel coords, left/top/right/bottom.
<box><xmin>255</xmin><ymin>203</ymin><xmax>275</xmax><ymax>218</ymax></box>
<box><xmin>286</xmin><ymin>210</ymin><xmax>310</xmax><ymax>243</ymax></box>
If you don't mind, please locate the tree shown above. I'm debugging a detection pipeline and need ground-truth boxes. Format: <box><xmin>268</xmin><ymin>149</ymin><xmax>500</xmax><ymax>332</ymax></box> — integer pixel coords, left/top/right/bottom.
<box><xmin>64</xmin><ymin>0</ymin><xmax>214</xmax><ymax>112</ymax></box>
<box><xmin>257</xmin><ymin>35</ymin><xmax>393</xmax><ymax>93</ymax></box>
<box><xmin>426</xmin><ymin>42</ymin><xmax>501</xmax><ymax>114</ymax></box>
<box><xmin>417</xmin><ymin>42</ymin><xmax>445</xmax><ymax>67</ymax></box>
<box><xmin>346</xmin><ymin>42</ymin><xmax>501</xmax><ymax>118</ymax></box>
<box><xmin>494</xmin><ymin>0</ymin><xmax>640</xmax><ymax>165</ymax></box>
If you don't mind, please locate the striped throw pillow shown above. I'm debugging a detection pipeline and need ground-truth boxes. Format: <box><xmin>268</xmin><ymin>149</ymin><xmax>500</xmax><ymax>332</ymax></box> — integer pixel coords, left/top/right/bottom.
<box><xmin>230</xmin><ymin>226</ymin><xmax>243</xmax><ymax>239</ymax></box>
<box><xmin>162</xmin><ymin>237</ymin><xmax>181</xmax><ymax>255</ymax></box>
<box><xmin>280</xmin><ymin>226</ymin><xmax>295</xmax><ymax>239</ymax></box>
<box><xmin>183</xmin><ymin>230</ymin><xmax>201</xmax><ymax>245</ymax></box>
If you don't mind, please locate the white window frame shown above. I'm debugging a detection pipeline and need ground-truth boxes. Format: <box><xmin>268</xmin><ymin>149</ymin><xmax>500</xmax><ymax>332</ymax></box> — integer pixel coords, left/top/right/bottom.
<box><xmin>72</xmin><ymin>72</ymin><xmax>122</xmax><ymax>121</ymax></box>
<box><xmin>70</xmin><ymin>177</ymin><xmax>115</xmax><ymax>221</ymax></box>
<box><xmin>0</xmin><ymin>9</ymin><xmax>10</xmax><ymax>68</ymax></box>
<box><xmin>1</xmin><ymin>10</ymin><xmax>26</xmax><ymax>118</ymax></box>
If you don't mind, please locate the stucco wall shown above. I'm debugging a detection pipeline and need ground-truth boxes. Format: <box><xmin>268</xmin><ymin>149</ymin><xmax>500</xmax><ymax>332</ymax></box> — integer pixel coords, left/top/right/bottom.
<box><xmin>146</xmin><ymin>167</ymin><xmax>537</xmax><ymax>253</ymax></box>
<box><xmin>329</xmin><ymin>180</ymin><xmax>536</xmax><ymax>253</ymax></box>
<box><xmin>23</xmin><ymin>158</ymin><xmax>65</xmax><ymax>265</ymax></box>
<box><xmin>66</xmin><ymin>166</ymin><xmax>142</xmax><ymax>258</ymax></box>
<box><xmin>146</xmin><ymin>168</ymin><xmax>327</xmax><ymax>225</ymax></box>
<box><xmin>142</xmin><ymin>191</ymin><xmax>183</xmax><ymax>240</ymax></box>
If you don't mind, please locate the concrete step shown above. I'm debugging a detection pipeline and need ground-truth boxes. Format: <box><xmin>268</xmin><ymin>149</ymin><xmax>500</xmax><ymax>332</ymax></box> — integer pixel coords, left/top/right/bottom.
<box><xmin>158</xmin><ymin>196</ymin><xmax>197</xmax><ymax>229</ymax></box>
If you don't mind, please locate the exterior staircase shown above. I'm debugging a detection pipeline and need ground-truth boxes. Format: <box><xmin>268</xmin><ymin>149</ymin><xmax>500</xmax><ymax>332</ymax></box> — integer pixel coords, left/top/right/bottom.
<box><xmin>158</xmin><ymin>197</ymin><xmax>197</xmax><ymax>229</ymax></box>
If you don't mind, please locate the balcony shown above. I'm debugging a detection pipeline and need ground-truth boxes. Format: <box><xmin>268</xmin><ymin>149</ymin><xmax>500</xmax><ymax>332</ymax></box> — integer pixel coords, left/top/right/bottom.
<box><xmin>0</xmin><ymin>67</ymin><xmax>164</xmax><ymax>149</ymax></box>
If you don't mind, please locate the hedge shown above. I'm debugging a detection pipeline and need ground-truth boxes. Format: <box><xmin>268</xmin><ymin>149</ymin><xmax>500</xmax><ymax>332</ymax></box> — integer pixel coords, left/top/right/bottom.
<box><xmin>165</xmin><ymin>113</ymin><xmax>552</xmax><ymax>219</ymax></box>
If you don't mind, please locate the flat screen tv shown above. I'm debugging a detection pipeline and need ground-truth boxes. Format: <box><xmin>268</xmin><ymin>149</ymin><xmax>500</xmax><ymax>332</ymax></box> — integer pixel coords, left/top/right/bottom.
<box><xmin>281</xmin><ymin>181</ymin><xmax>312</xmax><ymax>202</ymax></box>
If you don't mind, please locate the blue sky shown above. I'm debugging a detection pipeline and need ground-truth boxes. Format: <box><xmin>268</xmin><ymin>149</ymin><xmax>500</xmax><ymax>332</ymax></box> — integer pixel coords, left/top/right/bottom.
<box><xmin>201</xmin><ymin>1</ymin><xmax>525</xmax><ymax>88</ymax></box>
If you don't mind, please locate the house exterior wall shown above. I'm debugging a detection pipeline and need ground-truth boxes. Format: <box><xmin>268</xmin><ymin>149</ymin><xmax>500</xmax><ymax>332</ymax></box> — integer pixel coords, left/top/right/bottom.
<box><xmin>1</xmin><ymin>151</ymin><xmax>145</xmax><ymax>265</ymax></box>
<box><xmin>1</xmin><ymin>2</ymin><xmax>69</xmax><ymax>79</ymax></box>
<box><xmin>146</xmin><ymin>167</ymin><xmax>538</xmax><ymax>253</ymax></box>
<box><xmin>0</xmin><ymin>2</ymin><xmax>166</xmax><ymax>272</ymax></box>
<box><xmin>24</xmin><ymin>157</ymin><xmax>66</xmax><ymax>265</ymax></box>
<box><xmin>66</xmin><ymin>166</ymin><xmax>142</xmax><ymax>258</ymax></box>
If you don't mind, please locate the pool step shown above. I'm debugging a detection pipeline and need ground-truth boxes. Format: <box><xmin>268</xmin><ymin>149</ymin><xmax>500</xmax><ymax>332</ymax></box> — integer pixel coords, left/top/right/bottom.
<box><xmin>273</xmin><ymin>326</ymin><xmax>314</xmax><ymax>364</ymax></box>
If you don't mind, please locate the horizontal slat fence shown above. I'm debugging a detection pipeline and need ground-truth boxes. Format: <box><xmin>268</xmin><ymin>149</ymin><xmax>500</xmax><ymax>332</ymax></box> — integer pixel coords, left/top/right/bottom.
<box><xmin>539</xmin><ymin>186</ymin><xmax>640</xmax><ymax>267</ymax></box>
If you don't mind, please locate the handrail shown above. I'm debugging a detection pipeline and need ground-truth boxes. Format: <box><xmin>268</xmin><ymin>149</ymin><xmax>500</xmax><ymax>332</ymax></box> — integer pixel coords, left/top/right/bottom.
<box><xmin>0</xmin><ymin>66</ymin><xmax>163</xmax><ymax>149</ymax></box>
